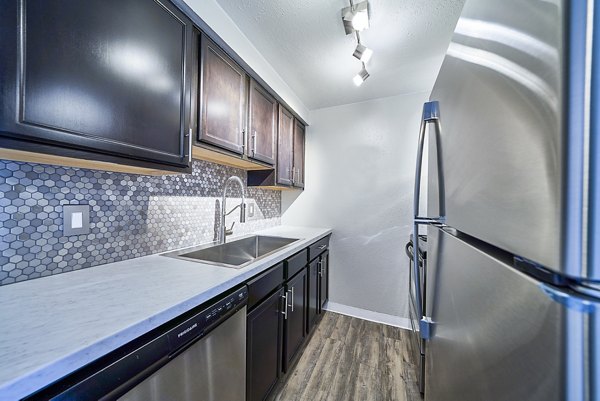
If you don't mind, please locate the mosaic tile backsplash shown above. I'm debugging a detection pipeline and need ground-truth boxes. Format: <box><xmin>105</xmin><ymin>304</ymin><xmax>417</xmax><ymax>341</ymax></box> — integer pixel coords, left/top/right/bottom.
<box><xmin>0</xmin><ymin>159</ymin><xmax>281</xmax><ymax>286</ymax></box>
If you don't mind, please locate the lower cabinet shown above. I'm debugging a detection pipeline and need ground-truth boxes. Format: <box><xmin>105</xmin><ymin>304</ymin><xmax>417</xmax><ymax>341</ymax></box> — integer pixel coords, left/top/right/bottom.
<box><xmin>247</xmin><ymin>288</ymin><xmax>284</xmax><ymax>401</ymax></box>
<box><xmin>307</xmin><ymin>249</ymin><xmax>330</xmax><ymax>334</ymax></box>
<box><xmin>283</xmin><ymin>268</ymin><xmax>308</xmax><ymax>372</ymax></box>
<box><xmin>246</xmin><ymin>238</ymin><xmax>329</xmax><ymax>401</ymax></box>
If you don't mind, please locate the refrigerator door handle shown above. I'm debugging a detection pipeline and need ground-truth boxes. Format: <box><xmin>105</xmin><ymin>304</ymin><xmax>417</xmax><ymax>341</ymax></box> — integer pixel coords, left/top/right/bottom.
<box><xmin>412</xmin><ymin>101</ymin><xmax>446</xmax><ymax>337</ymax></box>
<box><xmin>539</xmin><ymin>284</ymin><xmax>600</xmax><ymax>313</ymax></box>
<box><xmin>413</xmin><ymin>100</ymin><xmax>446</xmax><ymax>223</ymax></box>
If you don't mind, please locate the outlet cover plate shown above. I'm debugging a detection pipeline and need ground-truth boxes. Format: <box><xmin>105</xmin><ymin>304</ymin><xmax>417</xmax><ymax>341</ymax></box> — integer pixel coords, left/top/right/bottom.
<box><xmin>63</xmin><ymin>204</ymin><xmax>90</xmax><ymax>236</ymax></box>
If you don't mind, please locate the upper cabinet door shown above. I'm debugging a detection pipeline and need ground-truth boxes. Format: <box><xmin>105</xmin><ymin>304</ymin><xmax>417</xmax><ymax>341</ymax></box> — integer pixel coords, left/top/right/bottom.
<box><xmin>248</xmin><ymin>80</ymin><xmax>277</xmax><ymax>165</ymax></box>
<box><xmin>293</xmin><ymin>121</ymin><xmax>305</xmax><ymax>188</ymax></box>
<box><xmin>277</xmin><ymin>106</ymin><xmax>294</xmax><ymax>186</ymax></box>
<box><xmin>199</xmin><ymin>34</ymin><xmax>247</xmax><ymax>154</ymax></box>
<box><xmin>0</xmin><ymin>0</ymin><xmax>193</xmax><ymax>170</ymax></box>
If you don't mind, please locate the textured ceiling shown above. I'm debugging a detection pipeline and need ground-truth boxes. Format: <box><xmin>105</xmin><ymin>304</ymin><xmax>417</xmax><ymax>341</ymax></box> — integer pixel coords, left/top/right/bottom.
<box><xmin>215</xmin><ymin>0</ymin><xmax>464</xmax><ymax>110</ymax></box>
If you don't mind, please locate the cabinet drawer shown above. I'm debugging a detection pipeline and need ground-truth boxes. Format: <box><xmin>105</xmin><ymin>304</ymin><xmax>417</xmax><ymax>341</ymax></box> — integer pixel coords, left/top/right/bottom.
<box><xmin>247</xmin><ymin>263</ymin><xmax>284</xmax><ymax>310</ymax></box>
<box><xmin>309</xmin><ymin>235</ymin><xmax>330</xmax><ymax>261</ymax></box>
<box><xmin>285</xmin><ymin>249</ymin><xmax>308</xmax><ymax>279</ymax></box>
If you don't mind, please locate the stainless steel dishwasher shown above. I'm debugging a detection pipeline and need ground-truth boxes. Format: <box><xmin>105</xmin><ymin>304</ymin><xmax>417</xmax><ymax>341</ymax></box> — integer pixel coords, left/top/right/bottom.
<box><xmin>26</xmin><ymin>287</ymin><xmax>247</xmax><ymax>401</ymax></box>
<box><xmin>118</xmin><ymin>301</ymin><xmax>247</xmax><ymax>401</ymax></box>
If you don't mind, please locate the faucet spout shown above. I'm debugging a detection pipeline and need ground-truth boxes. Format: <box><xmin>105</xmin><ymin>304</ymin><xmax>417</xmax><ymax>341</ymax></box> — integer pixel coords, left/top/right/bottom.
<box><xmin>220</xmin><ymin>176</ymin><xmax>246</xmax><ymax>244</ymax></box>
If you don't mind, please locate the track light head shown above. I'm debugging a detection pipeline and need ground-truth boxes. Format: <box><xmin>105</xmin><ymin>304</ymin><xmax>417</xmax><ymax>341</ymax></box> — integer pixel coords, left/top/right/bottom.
<box><xmin>353</xmin><ymin>44</ymin><xmax>373</xmax><ymax>63</ymax></box>
<box><xmin>353</xmin><ymin>64</ymin><xmax>370</xmax><ymax>86</ymax></box>
<box><xmin>342</xmin><ymin>1</ymin><xmax>370</xmax><ymax>35</ymax></box>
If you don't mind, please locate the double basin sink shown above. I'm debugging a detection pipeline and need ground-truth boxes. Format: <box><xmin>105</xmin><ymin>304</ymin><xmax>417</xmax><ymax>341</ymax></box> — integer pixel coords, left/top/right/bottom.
<box><xmin>163</xmin><ymin>235</ymin><xmax>300</xmax><ymax>269</ymax></box>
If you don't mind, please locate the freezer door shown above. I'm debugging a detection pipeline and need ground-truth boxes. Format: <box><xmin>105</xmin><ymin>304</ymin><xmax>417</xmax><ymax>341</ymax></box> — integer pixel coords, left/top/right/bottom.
<box><xmin>428</xmin><ymin>0</ymin><xmax>592</xmax><ymax>278</ymax></box>
<box><xmin>425</xmin><ymin>227</ymin><xmax>599</xmax><ymax>401</ymax></box>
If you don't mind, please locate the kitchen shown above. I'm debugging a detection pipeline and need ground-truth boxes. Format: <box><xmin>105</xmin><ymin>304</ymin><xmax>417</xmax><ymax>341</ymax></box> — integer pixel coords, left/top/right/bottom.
<box><xmin>0</xmin><ymin>0</ymin><xmax>598</xmax><ymax>400</ymax></box>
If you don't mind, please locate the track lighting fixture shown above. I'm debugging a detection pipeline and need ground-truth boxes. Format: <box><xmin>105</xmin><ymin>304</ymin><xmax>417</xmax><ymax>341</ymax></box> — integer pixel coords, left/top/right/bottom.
<box><xmin>353</xmin><ymin>43</ymin><xmax>373</xmax><ymax>63</ymax></box>
<box><xmin>341</xmin><ymin>0</ymin><xmax>373</xmax><ymax>86</ymax></box>
<box><xmin>353</xmin><ymin>64</ymin><xmax>370</xmax><ymax>87</ymax></box>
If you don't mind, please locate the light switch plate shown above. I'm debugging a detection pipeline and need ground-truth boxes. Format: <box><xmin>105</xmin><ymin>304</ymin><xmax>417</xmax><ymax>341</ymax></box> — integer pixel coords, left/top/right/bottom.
<box><xmin>248</xmin><ymin>203</ymin><xmax>255</xmax><ymax>218</ymax></box>
<box><xmin>63</xmin><ymin>204</ymin><xmax>90</xmax><ymax>236</ymax></box>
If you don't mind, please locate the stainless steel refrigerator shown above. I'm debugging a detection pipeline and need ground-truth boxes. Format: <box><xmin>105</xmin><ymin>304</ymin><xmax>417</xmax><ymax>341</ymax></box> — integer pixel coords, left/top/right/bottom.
<box><xmin>411</xmin><ymin>0</ymin><xmax>600</xmax><ymax>400</ymax></box>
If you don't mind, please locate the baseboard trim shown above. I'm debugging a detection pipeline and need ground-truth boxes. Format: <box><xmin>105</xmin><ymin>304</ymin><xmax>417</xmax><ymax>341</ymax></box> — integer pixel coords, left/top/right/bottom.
<box><xmin>324</xmin><ymin>302</ymin><xmax>412</xmax><ymax>330</ymax></box>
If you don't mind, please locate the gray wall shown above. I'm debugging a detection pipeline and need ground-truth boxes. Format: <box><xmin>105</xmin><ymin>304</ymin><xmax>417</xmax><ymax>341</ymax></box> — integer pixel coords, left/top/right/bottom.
<box><xmin>0</xmin><ymin>159</ymin><xmax>280</xmax><ymax>286</ymax></box>
<box><xmin>282</xmin><ymin>92</ymin><xmax>429</xmax><ymax>319</ymax></box>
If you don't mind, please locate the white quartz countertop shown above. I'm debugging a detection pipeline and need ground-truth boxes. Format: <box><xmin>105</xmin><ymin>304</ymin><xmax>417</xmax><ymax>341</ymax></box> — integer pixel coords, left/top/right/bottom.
<box><xmin>0</xmin><ymin>225</ymin><xmax>331</xmax><ymax>401</ymax></box>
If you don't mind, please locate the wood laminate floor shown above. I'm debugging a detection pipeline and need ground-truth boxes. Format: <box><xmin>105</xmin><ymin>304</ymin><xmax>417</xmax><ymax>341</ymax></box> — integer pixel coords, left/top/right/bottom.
<box><xmin>272</xmin><ymin>312</ymin><xmax>423</xmax><ymax>401</ymax></box>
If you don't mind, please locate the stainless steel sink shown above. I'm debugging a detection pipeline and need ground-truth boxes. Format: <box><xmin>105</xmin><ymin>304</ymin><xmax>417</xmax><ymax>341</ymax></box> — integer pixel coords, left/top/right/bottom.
<box><xmin>163</xmin><ymin>235</ymin><xmax>300</xmax><ymax>268</ymax></box>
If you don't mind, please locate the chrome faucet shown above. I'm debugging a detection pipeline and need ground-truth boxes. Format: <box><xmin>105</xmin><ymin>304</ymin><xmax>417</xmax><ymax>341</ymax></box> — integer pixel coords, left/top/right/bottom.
<box><xmin>219</xmin><ymin>176</ymin><xmax>246</xmax><ymax>244</ymax></box>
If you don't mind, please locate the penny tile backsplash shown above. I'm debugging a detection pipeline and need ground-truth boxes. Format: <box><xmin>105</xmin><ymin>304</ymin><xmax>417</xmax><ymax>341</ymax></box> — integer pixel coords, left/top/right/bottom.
<box><xmin>0</xmin><ymin>159</ymin><xmax>281</xmax><ymax>286</ymax></box>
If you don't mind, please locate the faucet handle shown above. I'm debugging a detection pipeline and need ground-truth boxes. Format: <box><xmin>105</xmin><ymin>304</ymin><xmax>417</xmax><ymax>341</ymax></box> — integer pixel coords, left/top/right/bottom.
<box><xmin>240</xmin><ymin>202</ymin><xmax>246</xmax><ymax>223</ymax></box>
<box><xmin>225</xmin><ymin>221</ymin><xmax>236</xmax><ymax>236</ymax></box>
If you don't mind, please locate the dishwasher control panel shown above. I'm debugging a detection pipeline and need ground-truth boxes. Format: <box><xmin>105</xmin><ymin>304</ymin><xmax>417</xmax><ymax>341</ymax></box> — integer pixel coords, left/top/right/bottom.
<box><xmin>167</xmin><ymin>286</ymin><xmax>248</xmax><ymax>353</ymax></box>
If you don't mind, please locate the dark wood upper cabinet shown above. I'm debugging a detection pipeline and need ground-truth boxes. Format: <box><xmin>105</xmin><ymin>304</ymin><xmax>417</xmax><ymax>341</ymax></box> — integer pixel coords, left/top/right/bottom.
<box><xmin>293</xmin><ymin>120</ymin><xmax>306</xmax><ymax>188</ymax></box>
<box><xmin>277</xmin><ymin>106</ymin><xmax>294</xmax><ymax>186</ymax></box>
<box><xmin>248</xmin><ymin>80</ymin><xmax>277</xmax><ymax>165</ymax></box>
<box><xmin>247</xmin><ymin>110</ymin><xmax>305</xmax><ymax>189</ymax></box>
<box><xmin>198</xmin><ymin>33</ymin><xmax>247</xmax><ymax>154</ymax></box>
<box><xmin>0</xmin><ymin>0</ymin><xmax>193</xmax><ymax>173</ymax></box>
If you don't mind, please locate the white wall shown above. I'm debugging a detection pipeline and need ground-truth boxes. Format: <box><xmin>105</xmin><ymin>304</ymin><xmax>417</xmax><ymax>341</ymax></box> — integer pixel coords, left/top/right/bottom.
<box><xmin>183</xmin><ymin>0</ymin><xmax>310</xmax><ymax>122</ymax></box>
<box><xmin>282</xmin><ymin>92</ymin><xmax>429</xmax><ymax>320</ymax></box>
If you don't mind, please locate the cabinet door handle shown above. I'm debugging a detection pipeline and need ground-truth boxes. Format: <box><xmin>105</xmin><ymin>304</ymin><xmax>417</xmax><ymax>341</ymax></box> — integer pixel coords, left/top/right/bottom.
<box><xmin>318</xmin><ymin>261</ymin><xmax>323</xmax><ymax>277</ymax></box>
<box><xmin>241</xmin><ymin>129</ymin><xmax>246</xmax><ymax>154</ymax></box>
<box><xmin>184</xmin><ymin>128</ymin><xmax>192</xmax><ymax>159</ymax></box>
<box><xmin>282</xmin><ymin>292</ymin><xmax>288</xmax><ymax>320</ymax></box>
<box><xmin>288</xmin><ymin>287</ymin><xmax>295</xmax><ymax>312</ymax></box>
<box><xmin>252</xmin><ymin>130</ymin><xmax>257</xmax><ymax>156</ymax></box>
<box><xmin>292</xmin><ymin>165</ymin><xmax>296</xmax><ymax>184</ymax></box>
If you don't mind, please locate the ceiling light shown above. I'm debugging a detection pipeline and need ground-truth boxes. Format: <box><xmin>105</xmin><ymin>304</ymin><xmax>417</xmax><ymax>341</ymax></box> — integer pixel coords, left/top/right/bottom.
<box><xmin>353</xmin><ymin>64</ymin><xmax>370</xmax><ymax>86</ymax></box>
<box><xmin>342</xmin><ymin>1</ymin><xmax>370</xmax><ymax>35</ymax></box>
<box><xmin>351</xmin><ymin>10</ymin><xmax>369</xmax><ymax>31</ymax></box>
<box><xmin>353</xmin><ymin>43</ymin><xmax>373</xmax><ymax>63</ymax></box>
